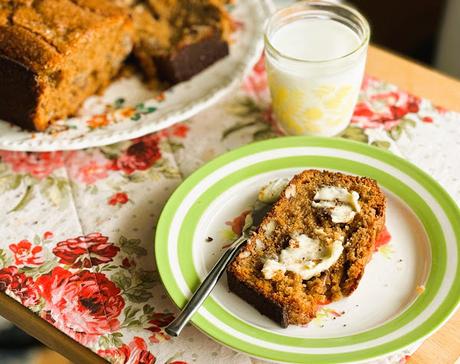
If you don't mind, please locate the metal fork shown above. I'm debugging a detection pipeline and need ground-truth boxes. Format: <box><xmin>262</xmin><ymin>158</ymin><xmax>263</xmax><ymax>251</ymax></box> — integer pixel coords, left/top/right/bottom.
<box><xmin>165</xmin><ymin>204</ymin><xmax>271</xmax><ymax>337</ymax></box>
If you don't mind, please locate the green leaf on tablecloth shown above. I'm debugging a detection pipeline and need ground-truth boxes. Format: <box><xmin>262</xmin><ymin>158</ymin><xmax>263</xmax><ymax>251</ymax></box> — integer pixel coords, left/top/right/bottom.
<box><xmin>37</xmin><ymin>258</ymin><xmax>58</xmax><ymax>275</ymax></box>
<box><xmin>143</xmin><ymin>304</ymin><xmax>155</xmax><ymax>315</ymax></box>
<box><xmin>98</xmin><ymin>335</ymin><xmax>110</xmax><ymax>349</ymax></box>
<box><xmin>98</xmin><ymin>334</ymin><xmax>124</xmax><ymax>350</ymax></box>
<box><xmin>388</xmin><ymin>125</ymin><xmax>402</xmax><ymax>140</ymax></box>
<box><xmin>221</xmin><ymin>121</ymin><xmax>258</xmax><ymax>140</ymax></box>
<box><xmin>226</xmin><ymin>97</ymin><xmax>262</xmax><ymax>117</ymax></box>
<box><xmin>388</xmin><ymin>118</ymin><xmax>417</xmax><ymax>140</ymax></box>
<box><xmin>125</xmin><ymin>289</ymin><xmax>153</xmax><ymax>303</ymax></box>
<box><xmin>169</xmin><ymin>141</ymin><xmax>184</xmax><ymax>152</ymax></box>
<box><xmin>371</xmin><ymin>140</ymin><xmax>391</xmax><ymax>150</ymax></box>
<box><xmin>157</xmin><ymin>165</ymin><xmax>181</xmax><ymax>179</ymax></box>
<box><xmin>126</xmin><ymin>173</ymin><xmax>147</xmax><ymax>183</ymax></box>
<box><xmin>401</xmin><ymin>118</ymin><xmax>417</xmax><ymax>128</ymax></box>
<box><xmin>340</xmin><ymin>126</ymin><xmax>369</xmax><ymax>143</ymax></box>
<box><xmin>39</xmin><ymin>177</ymin><xmax>68</xmax><ymax>207</ymax></box>
<box><xmin>33</xmin><ymin>234</ymin><xmax>41</xmax><ymax>245</ymax></box>
<box><xmin>135</xmin><ymin>269</ymin><xmax>157</xmax><ymax>285</ymax></box>
<box><xmin>123</xmin><ymin>306</ymin><xmax>140</xmax><ymax>322</ymax></box>
<box><xmin>120</xmin><ymin>236</ymin><xmax>147</xmax><ymax>256</ymax></box>
<box><xmin>0</xmin><ymin>249</ymin><xmax>11</xmax><ymax>269</ymax></box>
<box><xmin>9</xmin><ymin>185</ymin><xmax>34</xmax><ymax>213</ymax></box>
<box><xmin>253</xmin><ymin>127</ymin><xmax>277</xmax><ymax>141</ymax></box>
<box><xmin>112</xmin><ymin>270</ymin><xmax>132</xmax><ymax>291</ymax></box>
<box><xmin>0</xmin><ymin>174</ymin><xmax>23</xmax><ymax>193</ymax></box>
<box><xmin>125</xmin><ymin>319</ymin><xmax>142</xmax><ymax>328</ymax></box>
<box><xmin>20</xmin><ymin>256</ymin><xmax>57</xmax><ymax>277</ymax></box>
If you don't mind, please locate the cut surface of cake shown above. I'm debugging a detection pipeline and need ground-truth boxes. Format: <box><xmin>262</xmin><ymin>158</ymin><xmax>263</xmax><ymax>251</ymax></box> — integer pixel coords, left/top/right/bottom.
<box><xmin>0</xmin><ymin>0</ymin><xmax>134</xmax><ymax>131</ymax></box>
<box><xmin>227</xmin><ymin>170</ymin><xmax>386</xmax><ymax>327</ymax></box>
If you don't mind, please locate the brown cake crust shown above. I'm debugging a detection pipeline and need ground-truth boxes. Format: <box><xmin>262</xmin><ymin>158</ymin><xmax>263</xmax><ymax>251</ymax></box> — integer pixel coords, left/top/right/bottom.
<box><xmin>0</xmin><ymin>0</ymin><xmax>133</xmax><ymax>131</ymax></box>
<box><xmin>227</xmin><ymin>170</ymin><xmax>386</xmax><ymax>327</ymax></box>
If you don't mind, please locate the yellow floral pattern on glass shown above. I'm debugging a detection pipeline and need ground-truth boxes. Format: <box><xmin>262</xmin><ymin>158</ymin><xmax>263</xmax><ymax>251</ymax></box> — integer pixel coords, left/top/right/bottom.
<box><xmin>267</xmin><ymin>70</ymin><xmax>358</xmax><ymax>136</ymax></box>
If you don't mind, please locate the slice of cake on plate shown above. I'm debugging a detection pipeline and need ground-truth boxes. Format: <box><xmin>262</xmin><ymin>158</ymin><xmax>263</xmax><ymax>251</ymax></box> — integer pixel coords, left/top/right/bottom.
<box><xmin>227</xmin><ymin>170</ymin><xmax>386</xmax><ymax>327</ymax></box>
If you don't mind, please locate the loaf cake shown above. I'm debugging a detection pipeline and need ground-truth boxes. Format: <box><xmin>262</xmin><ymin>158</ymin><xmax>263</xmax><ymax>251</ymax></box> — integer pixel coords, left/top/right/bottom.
<box><xmin>227</xmin><ymin>170</ymin><xmax>386</xmax><ymax>327</ymax></box>
<box><xmin>129</xmin><ymin>0</ymin><xmax>232</xmax><ymax>84</ymax></box>
<box><xmin>0</xmin><ymin>0</ymin><xmax>234</xmax><ymax>130</ymax></box>
<box><xmin>0</xmin><ymin>0</ymin><xmax>134</xmax><ymax>131</ymax></box>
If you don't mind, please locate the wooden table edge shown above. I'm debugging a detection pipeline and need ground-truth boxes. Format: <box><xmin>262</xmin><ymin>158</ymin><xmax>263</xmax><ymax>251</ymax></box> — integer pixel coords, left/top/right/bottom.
<box><xmin>0</xmin><ymin>292</ymin><xmax>106</xmax><ymax>364</ymax></box>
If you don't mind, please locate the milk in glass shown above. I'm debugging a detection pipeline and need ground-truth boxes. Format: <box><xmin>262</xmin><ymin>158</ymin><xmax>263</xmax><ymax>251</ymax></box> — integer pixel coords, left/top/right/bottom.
<box><xmin>265</xmin><ymin>2</ymin><xmax>370</xmax><ymax>136</ymax></box>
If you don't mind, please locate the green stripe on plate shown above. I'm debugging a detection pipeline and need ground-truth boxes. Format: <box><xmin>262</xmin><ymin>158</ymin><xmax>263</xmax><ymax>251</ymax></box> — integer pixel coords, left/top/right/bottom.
<box><xmin>155</xmin><ymin>137</ymin><xmax>460</xmax><ymax>364</ymax></box>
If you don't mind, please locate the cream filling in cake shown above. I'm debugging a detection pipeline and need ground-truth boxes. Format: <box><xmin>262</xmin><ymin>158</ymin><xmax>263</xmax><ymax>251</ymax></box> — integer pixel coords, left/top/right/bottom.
<box><xmin>262</xmin><ymin>233</ymin><xmax>343</xmax><ymax>280</ymax></box>
<box><xmin>312</xmin><ymin>186</ymin><xmax>361</xmax><ymax>223</ymax></box>
<box><xmin>258</xmin><ymin>178</ymin><xmax>290</xmax><ymax>203</ymax></box>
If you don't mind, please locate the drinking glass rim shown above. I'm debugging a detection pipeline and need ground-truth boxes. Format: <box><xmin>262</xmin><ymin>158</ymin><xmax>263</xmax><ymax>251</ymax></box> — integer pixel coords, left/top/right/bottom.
<box><xmin>264</xmin><ymin>0</ymin><xmax>371</xmax><ymax>64</ymax></box>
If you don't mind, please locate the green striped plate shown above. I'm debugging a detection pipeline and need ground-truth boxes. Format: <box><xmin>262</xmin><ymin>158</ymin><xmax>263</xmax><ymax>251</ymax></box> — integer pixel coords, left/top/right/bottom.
<box><xmin>156</xmin><ymin>137</ymin><xmax>460</xmax><ymax>364</ymax></box>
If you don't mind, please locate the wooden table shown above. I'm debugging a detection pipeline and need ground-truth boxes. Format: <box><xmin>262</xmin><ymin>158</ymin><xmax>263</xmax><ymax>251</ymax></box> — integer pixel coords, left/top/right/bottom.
<box><xmin>0</xmin><ymin>44</ymin><xmax>459</xmax><ymax>364</ymax></box>
<box><xmin>366</xmin><ymin>46</ymin><xmax>460</xmax><ymax>364</ymax></box>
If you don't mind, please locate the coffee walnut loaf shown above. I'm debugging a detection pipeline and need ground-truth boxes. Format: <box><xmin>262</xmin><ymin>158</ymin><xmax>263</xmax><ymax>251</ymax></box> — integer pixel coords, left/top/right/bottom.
<box><xmin>0</xmin><ymin>0</ymin><xmax>134</xmax><ymax>131</ymax></box>
<box><xmin>228</xmin><ymin>170</ymin><xmax>386</xmax><ymax>327</ymax></box>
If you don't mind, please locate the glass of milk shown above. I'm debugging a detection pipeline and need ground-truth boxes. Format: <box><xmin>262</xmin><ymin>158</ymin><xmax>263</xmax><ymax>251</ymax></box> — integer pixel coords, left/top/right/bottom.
<box><xmin>264</xmin><ymin>1</ymin><xmax>370</xmax><ymax>136</ymax></box>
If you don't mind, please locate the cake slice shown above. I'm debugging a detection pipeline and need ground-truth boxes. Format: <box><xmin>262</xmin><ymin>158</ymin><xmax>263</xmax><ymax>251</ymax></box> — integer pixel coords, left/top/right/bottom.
<box><xmin>227</xmin><ymin>170</ymin><xmax>386</xmax><ymax>327</ymax></box>
<box><xmin>130</xmin><ymin>0</ymin><xmax>232</xmax><ymax>84</ymax></box>
<box><xmin>0</xmin><ymin>0</ymin><xmax>133</xmax><ymax>131</ymax></box>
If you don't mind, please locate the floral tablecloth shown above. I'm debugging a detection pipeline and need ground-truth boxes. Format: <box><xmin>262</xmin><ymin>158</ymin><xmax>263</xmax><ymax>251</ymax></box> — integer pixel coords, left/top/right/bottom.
<box><xmin>0</xmin><ymin>54</ymin><xmax>459</xmax><ymax>364</ymax></box>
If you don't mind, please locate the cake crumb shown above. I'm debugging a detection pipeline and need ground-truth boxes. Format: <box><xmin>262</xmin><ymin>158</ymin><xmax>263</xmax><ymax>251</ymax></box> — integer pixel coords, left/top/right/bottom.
<box><xmin>416</xmin><ymin>285</ymin><xmax>425</xmax><ymax>294</ymax></box>
<box><xmin>206</xmin><ymin>236</ymin><xmax>214</xmax><ymax>242</ymax></box>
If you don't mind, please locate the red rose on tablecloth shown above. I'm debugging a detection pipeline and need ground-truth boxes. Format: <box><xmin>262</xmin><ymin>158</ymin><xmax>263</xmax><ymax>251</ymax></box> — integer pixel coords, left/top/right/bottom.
<box><xmin>121</xmin><ymin>257</ymin><xmax>136</xmax><ymax>269</ymax></box>
<box><xmin>108</xmin><ymin>192</ymin><xmax>129</xmax><ymax>206</ymax></box>
<box><xmin>98</xmin><ymin>337</ymin><xmax>156</xmax><ymax>364</ymax></box>
<box><xmin>147</xmin><ymin>312</ymin><xmax>174</xmax><ymax>343</ymax></box>
<box><xmin>37</xmin><ymin>267</ymin><xmax>125</xmax><ymax>345</ymax></box>
<box><xmin>0</xmin><ymin>266</ymin><xmax>18</xmax><ymax>291</ymax></box>
<box><xmin>0</xmin><ymin>266</ymin><xmax>40</xmax><ymax>307</ymax></box>
<box><xmin>0</xmin><ymin>151</ymin><xmax>64</xmax><ymax>179</ymax></box>
<box><xmin>53</xmin><ymin>233</ymin><xmax>119</xmax><ymax>268</ymax></box>
<box><xmin>148</xmin><ymin>312</ymin><xmax>174</xmax><ymax>327</ymax></box>
<box><xmin>64</xmin><ymin>151</ymin><xmax>110</xmax><ymax>185</ymax></box>
<box><xmin>43</xmin><ymin>231</ymin><xmax>54</xmax><ymax>240</ymax></box>
<box><xmin>243</xmin><ymin>55</ymin><xmax>268</xmax><ymax>97</ymax></box>
<box><xmin>9</xmin><ymin>240</ymin><xmax>44</xmax><ymax>267</ymax></box>
<box><xmin>109</xmin><ymin>137</ymin><xmax>162</xmax><ymax>175</ymax></box>
<box><xmin>98</xmin><ymin>344</ymin><xmax>130</xmax><ymax>364</ymax></box>
<box><xmin>75</xmin><ymin>161</ymin><xmax>109</xmax><ymax>185</ymax></box>
<box><xmin>169</xmin><ymin>123</ymin><xmax>189</xmax><ymax>138</ymax></box>
<box><xmin>9</xmin><ymin>272</ymin><xmax>41</xmax><ymax>307</ymax></box>
<box><xmin>128</xmin><ymin>337</ymin><xmax>156</xmax><ymax>364</ymax></box>
<box><xmin>352</xmin><ymin>90</ymin><xmax>421</xmax><ymax>130</ymax></box>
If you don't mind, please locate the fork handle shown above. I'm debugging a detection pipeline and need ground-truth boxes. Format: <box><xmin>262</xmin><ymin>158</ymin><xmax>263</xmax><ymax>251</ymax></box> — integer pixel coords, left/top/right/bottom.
<box><xmin>165</xmin><ymin>234</ymin><xmax>247</xmax><ymax>337</ymax></box>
